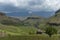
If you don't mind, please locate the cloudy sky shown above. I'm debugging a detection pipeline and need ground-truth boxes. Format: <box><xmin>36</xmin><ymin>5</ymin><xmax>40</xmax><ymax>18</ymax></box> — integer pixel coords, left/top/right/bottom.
<box><xmin>0</xmin><ymin>0</ymin><xmax>60</xmax><ymax>17</ymax></box>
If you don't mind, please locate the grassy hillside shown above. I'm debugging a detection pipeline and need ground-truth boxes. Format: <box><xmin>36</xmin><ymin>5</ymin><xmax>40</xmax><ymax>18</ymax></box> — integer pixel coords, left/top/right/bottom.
<box><xmin>48</xmin><ymin>9</ymin><xmax>60</xmax><ymax>24</ymax></box>
<box><xmin>0</xmin><ymin>12</ymin><xmax>38</xmax><ymax>36</ymax></box>
<box><xmin>0</xmin><ymin>24</ymin><xmax>37</xmax><ymax>35</ymax></box>
<box><xmin>45</xmin><ymin>9</ymin><xmax>60</xmax><ymax>34</ymax></box>
<box><xmin>0</xmin><ymin>12</ymin><xmax>49</xmax><ymax>36</ymax></box>
<box><xmin>0</xmin><ymin>11</ymin><xmax>60</xmax><ymax>40</ymax></box>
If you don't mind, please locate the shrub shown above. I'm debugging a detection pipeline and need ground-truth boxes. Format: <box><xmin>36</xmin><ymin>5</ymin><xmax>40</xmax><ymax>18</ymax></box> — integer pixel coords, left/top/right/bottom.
<box><xmin>45</xmin><ymin>26</ymin><xmax>57</xmax><ymax>37</ymax></box>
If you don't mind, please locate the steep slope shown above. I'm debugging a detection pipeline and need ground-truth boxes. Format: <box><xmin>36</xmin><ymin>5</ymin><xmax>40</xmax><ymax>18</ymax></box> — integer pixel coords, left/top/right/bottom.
<box><xmin>47</xmin><ymin>9</ymin><xmax>60</xmax><ymax>26</ymax></box>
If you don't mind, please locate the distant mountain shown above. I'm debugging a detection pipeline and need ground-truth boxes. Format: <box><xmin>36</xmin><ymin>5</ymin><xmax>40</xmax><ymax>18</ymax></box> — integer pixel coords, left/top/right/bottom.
<box><xmin>0</xmin><ymin>4</ymin><xmax>54</xmax><ymax>18</ymax></box>
<box><xmin>6</xmin><ymin>11</ymin><xmax>54</xmax><ymax>18</ymax></box>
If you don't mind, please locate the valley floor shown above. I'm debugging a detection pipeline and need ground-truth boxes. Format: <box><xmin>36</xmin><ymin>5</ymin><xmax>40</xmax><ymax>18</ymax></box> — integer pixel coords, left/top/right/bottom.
<box><xmin>0</xmin><ymin>34</ymin><xmax>60</xmax><ymax>40</ymax></box>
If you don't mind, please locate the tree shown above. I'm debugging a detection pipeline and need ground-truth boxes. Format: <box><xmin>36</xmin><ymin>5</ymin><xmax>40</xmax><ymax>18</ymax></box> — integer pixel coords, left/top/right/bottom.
<box><xmin>45</xmin><ymin>26</ymin><xmax>57</xmax><ymax>37</ymax></box>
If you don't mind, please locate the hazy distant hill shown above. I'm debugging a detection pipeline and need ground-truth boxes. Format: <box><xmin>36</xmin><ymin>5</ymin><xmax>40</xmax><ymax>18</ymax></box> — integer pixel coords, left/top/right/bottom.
<box><xmin>6</xmin><ymin>11</ymin><xmax>54</xmax><ymax>18</ymax></box>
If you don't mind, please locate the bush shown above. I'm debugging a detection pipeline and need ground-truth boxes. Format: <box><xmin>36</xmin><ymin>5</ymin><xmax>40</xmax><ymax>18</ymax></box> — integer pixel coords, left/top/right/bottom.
<box><xmin>45</xmin><ymin>26</ymin><xmax>57</xmax><ymax>37</ymax></box>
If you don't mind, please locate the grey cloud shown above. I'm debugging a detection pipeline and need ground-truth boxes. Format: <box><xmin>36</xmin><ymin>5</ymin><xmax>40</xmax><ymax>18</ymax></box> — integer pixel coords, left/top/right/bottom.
<box><xmin>0</xmin><ymin>0</ymin><xmax>60</xmax><ymax>12</ymax></box>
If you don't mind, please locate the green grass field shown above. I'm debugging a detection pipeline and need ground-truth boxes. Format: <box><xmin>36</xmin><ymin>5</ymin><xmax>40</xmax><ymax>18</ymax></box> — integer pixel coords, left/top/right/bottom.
<box><xmin>0</xmin><ymin>34</ymin><xmax>60</xmax><ymax>40</ymax></box>
<box><xmin>0</xmin><ymin>24</ymin><xmax>37</xmax><ymax>35</ymax></box>
<box><xmin>0</xmin><ymin>23</ymin><xmax>60</xmax><ymax>40</ymax></box>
